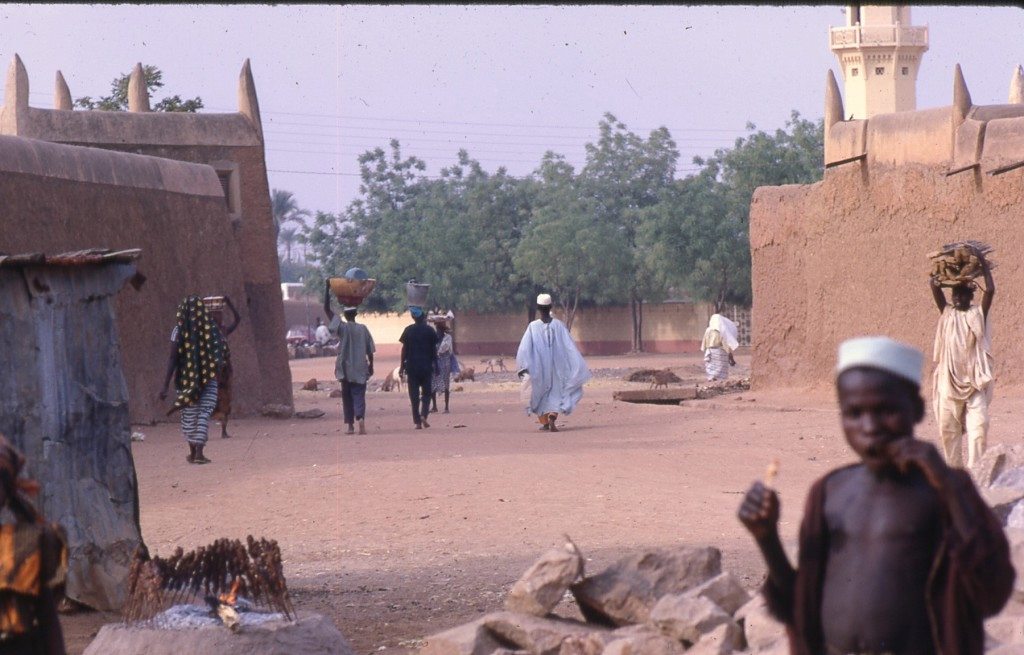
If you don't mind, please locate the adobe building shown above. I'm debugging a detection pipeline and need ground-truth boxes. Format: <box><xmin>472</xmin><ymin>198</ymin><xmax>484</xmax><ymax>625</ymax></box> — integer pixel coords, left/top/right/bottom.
<box><xmin>750</xmin><ymin>61</ymin><xmax>1024</xmax><ymax>389</ymax></box>
<box><xmin>0</xmin><ymin>55</ymin><xmax>292</xmax><ymax>422</ymax></box>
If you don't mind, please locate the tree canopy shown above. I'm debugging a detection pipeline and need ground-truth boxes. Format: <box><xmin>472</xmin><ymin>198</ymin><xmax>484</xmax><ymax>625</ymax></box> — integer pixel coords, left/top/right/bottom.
<box><xmin>292</xmin><ymin>109</ymin><xmax>824</xmax><ymax>348</ymax></box>
<box><xmin>74</xmin><ymin>65</ymin><xmax>203</xmax><ymax>112</ymax></box>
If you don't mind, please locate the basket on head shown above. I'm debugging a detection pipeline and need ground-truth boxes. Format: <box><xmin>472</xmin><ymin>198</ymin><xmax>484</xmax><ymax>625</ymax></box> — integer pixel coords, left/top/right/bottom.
<box><xmin>406</xmin><ymin>281</ymin><xmax>430</xmax><ymax>307</ymax></box>
<box><xmin>202</xmin><ymin>296</ymin><xmax>226</xmax><ymax>312</ymax></box>
<box><xmin>329</xmin><ymin>277</ymin><xmax>376</xmax><ymax>307</ymax></box>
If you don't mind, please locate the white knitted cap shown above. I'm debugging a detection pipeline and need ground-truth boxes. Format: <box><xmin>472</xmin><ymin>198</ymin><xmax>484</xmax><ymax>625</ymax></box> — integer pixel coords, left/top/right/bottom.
<box><xmin>836</xmin><ymin>336</ymin><xmax>923</xmax><ymax>386</ymax></box>
<box><xmin>536</xmin><ymin>293</ymin><xmax>553</xmax><ymax>306</ymax></box>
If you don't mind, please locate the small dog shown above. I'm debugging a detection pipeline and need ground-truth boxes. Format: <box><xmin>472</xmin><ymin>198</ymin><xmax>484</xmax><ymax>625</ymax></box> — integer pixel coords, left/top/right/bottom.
<box><xmin>650</xmin><ymin>368</ymin><xmax>675</xmax><ymax>390</ymax></box>
<box><xmin>454</xmin><ymin>367</ymin><xmax>475</xmax><ymax>383</ymax></box>
<box><xmin>381</xmin><ymin>366</ymin><xmax>404</xmax><ymax>392</ymax></box>
<box><xmin>480</xmin><ymin>357</ymin><xmax>509</xmax><ymax>373</ymax></box>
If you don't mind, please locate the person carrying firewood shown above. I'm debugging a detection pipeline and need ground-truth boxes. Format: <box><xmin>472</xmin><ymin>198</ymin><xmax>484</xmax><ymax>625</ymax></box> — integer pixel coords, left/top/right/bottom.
<box><xmin>929</xmin><ymin>244</ymin><xmax>995</xmax><ymax>468</ymax></box>
<box><xmin>0</xmin><ymin>434</ymin><xmax>68</xmax><ymax>654</ymax></box>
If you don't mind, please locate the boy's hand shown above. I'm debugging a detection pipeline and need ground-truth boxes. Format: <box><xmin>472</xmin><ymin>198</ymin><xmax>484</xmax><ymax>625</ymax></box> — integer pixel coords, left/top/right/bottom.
<box><xmin>886</xmin><ymin>437</ymin><xmax>949</xmax><ymax>489</ymax></box>
<box><xmin>738</xmin><ymin>481</ymin><xmax>780</xmax><ymax>541</ymax></box>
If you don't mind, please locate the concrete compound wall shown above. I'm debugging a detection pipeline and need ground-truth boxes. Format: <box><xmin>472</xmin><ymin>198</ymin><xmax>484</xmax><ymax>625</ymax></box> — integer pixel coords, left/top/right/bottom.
<box><xmin>751</xmin><ymin>69</ymin><xmax>1024</xmax><ymax>389</ymax></box>
<box><xmin>285</xmin><ymin>299</ymin><xmax>715</xmax><ymax>358</ymax></box>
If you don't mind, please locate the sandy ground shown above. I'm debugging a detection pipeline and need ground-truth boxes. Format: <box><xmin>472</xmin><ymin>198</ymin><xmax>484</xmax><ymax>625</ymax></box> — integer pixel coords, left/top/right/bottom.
<box><xmin>59</xmin><ymin>351</ymin><xmax>1024</xmax><ymax>654</ymax></box>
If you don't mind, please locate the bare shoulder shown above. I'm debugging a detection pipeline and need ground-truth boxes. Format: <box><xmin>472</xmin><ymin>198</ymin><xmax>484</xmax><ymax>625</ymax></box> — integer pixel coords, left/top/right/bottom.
<box><xmin>822</xmin><ymin>463</ymin><xmax>863</xmax><ymax>496</ymax></box>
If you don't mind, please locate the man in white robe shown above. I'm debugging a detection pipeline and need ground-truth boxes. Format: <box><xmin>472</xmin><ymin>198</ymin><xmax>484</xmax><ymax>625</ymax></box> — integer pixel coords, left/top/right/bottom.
<box><xmin>516</xmin><ymin>294</ymin><xmax>591</xmax><ymax>432</ymax></box>
<box><xmin>930</xmin><ymin>248</ymin><xmax>995</xmax><ymax>468</ymax></box>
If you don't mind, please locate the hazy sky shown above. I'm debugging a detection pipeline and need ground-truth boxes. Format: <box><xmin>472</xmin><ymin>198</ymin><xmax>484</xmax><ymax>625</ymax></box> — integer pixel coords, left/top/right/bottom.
<box><xmin>1</xmin><ymin>4</ymin><xmax>1022</xmax><ymax>218</ymax></box>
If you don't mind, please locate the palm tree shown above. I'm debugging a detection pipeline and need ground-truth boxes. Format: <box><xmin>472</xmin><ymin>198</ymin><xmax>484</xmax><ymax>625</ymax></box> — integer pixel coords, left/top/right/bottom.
<box><xmin>271</xmin><ymin>189</ymin><xmax>311</xmax><ymax>238</ymax></box>
<box><xmin>278</xmin><ymin>226</ymin><xmax>299</xmax><ymax>263</ymax></box>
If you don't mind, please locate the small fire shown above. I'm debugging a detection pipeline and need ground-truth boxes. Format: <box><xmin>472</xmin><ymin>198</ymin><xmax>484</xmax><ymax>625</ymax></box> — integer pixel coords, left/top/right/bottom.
<box><xmin>218</xmin><ymin>578</ymin><xmax>241</xmax><ymax>607</ymax></box>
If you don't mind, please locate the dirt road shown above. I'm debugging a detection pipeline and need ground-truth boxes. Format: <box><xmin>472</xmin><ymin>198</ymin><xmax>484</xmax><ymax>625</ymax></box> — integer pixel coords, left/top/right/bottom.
<box><xmin>61</xmin><ymin>352</ymin><xmax>1024</xmax><ymax>654</ymax></box>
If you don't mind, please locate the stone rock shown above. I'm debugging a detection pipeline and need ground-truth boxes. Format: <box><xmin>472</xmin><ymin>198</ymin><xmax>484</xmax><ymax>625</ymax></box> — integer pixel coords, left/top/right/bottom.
<box><xmin>295</xmin><ymin>408</ymin><xmax>326</xmax><ymax>419</ymax></box>
<box><xmin>571</xmin><ymin>546</ymin><xmax>721</xmax><ymax>626</ymax></box>
<box><xmin>996</xmin><ymin>467</ymin><xmax>1024</xmax><ymax>491</ymax></box>
<box><xmin>1008</xmin><ymin>503</ymin><xmax>1024</xmax><ymax>530</ymax></box>
<box><xmin>649</xmin><ymin>595</ymin><xmax>732</xmax><ymax>644</ymax></box>
<box><xmin>750</xmin><ymin>641</ymin><xmax>789</xmax><ymax>655</ymax></box>
<box><xmin>259</xmin><ymin>403</ymin><xmax>294</xmax><ymax>419</ymax></box>
<box><xmin>557</xmin><ymin>632</ymin><xmax>613</xmax><ymax>655</ymax></box>
<box><xmin>685</xmin><ymin>622</ymin><xmax>745</xmax><ymax>655</ymax></box>
<box><xmin>685</xmin><ymin>573</ymin><xmax>751</xmax><ymax>616</ymax></box>
<box><xmin>505</xmin><ymin>541</ymin><xmax>584</xmax><ymax>616</ymax></box>
<box><xmin>482</xmin><ymin>611</ymin><xmax>608</xmax><ymax>655</ymax></box>
<box><xmin>1005</xmin><ymin>529</ymin><xmax>1024</xmax><ymax>602</ymax></box>
<box><xmin>974</xmin><ymin>444</ymin><xmax>1012</xmax><ymax>488</ymax></box>
<box><xmin>329</xmin><ymin>389</ymin><xmax>344</xmax><ymax>398</ymax></box>
<box><xmin>420</xmin><ymin>616</ymin><xmax>503</xmax><ymax>655</ymax></box>
<box><xmin>601</xmin><ymin>625</ymin><xmax>685</xmax><ymax>655</ymax></box>
<box><xmin>83</xmin><ymin>613</ymin><xmax>352</xmax><ymax>655</ymax></box>
<box><xmin>983</xmin><ymin>487</ymin><xmax>1024</xmax><ymax>524</ymax></box>
<box><xmin>302</xmin><ymin>378</ymin><xmax>319</xmax><ymax>391</ymax></box>
<box><xmin>986</xmin><ymin>614</ymin><xmax>1024</xmax><ymax>647</ymax></box>
<box><xmin>734</xmin><ymin>595</ymin><xmax>785</xmax><ymax>652</ymax></box>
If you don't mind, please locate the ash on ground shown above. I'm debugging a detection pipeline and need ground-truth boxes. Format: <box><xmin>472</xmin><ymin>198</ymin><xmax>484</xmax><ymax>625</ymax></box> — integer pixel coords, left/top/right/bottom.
<box><xmin>146</xmin><ymin>603</ymin><xmax>286</xmax><ymax>630</ymax></box>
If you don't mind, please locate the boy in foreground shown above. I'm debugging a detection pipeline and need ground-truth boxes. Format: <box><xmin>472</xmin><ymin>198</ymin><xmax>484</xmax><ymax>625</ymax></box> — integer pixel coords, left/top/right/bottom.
<box><xmin>739</xmin><ymin>336</ymin><xmax>1013</xmax><ymax>655</ymax></box>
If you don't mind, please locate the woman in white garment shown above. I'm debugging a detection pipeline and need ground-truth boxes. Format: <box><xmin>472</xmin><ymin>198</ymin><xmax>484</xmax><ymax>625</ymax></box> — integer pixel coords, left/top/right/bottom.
<box><xmin>701</xmin><ymin>313</ymin><xmax>738</xmax><ymax>381</ymax></box>
<box><xmin>515</xmin><ymin>294</ymin><xmax>591</xmax><ymax>432</ymax></box>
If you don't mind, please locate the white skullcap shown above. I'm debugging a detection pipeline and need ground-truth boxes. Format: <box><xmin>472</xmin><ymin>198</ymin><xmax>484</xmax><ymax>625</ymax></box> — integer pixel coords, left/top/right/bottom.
<box><xmin>536</xmin><ymin>293</ymin><xmax>553</xmax><ymax>306</ymax></box>
<box><xmin>836</xmin><ymin>336</ymin><xmax>923</xmax><ymax>386</ymax></box>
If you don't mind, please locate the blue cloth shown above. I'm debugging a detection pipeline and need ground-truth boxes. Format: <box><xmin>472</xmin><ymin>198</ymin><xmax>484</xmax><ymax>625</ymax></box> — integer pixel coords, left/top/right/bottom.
<box><xmin>410</xmin><ymin>306</ymin><xmax>424</xmax><ymax>319</ymax></box>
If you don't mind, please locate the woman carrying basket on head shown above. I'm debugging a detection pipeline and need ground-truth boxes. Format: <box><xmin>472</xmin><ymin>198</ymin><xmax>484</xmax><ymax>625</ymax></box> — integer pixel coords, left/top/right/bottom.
<box><xmin>159</xmin><ymin>296</ymin><xmax>227</xmax><ymax>464</ymax></box>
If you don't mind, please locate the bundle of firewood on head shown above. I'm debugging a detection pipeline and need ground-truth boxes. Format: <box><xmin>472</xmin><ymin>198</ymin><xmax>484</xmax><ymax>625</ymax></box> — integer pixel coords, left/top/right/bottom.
<box><xmin>122</xmin><ymin>535</ymin><xmax>295</xmax><ymax>627</ymax></box>
<box><xmin>927</xmin><ymin>240</ymin><xmax>995</xmax><ymax>289</ymax></box>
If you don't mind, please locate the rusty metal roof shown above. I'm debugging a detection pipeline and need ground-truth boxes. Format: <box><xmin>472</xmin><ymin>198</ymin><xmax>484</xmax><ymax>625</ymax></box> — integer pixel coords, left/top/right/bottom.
<box><xmin>0</xmin><ymin>248</ymin><xmax>141</xmax><ymax>268</ymax></box>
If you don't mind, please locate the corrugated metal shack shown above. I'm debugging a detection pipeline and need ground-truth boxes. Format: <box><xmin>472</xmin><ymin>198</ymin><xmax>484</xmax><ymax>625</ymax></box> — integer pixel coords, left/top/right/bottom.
<box><xmin>0</xmin><ymin>249</ymin><xmax>145</xmax><ymax>610</ymax></box>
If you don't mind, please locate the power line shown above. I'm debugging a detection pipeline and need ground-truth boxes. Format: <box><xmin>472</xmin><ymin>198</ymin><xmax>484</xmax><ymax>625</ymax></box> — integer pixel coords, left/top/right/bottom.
<box><xmin>203</xmin><ymin>104</ymin><xmax>745</xmax><ymax>133</ymax></box>
<box><xmin>267</xmin><ymin>167</ymin><xmax>704</xmax><ymax>178</ymax></box>
<box><xmin>261</xmin><ymin>120</ymin><xmax>742</xmax><ymax>140</ymax></box>
<box><xmin>264</xmin><ymin>130</ymin><xmax>732</xmax><ymax>148</ymax></box>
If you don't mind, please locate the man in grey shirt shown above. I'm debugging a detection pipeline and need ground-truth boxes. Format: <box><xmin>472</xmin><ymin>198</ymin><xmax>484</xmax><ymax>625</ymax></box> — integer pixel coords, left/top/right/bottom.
<box><xmin>324</xmin><ymin>282</ymin><xmax>376</xmax><ymax>435</ymax></box>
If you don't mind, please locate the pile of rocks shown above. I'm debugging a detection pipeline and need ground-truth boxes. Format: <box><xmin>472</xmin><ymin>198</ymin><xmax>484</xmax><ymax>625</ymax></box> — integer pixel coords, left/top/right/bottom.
<box><xmin>695</xmin><ymin>378</ymin><xmax>750</xmax><ymax>400</ymax></box>
<box><xmin>420</xmin><ymin>540</ymin><xmax>786</xmax><ymax>655</ymax></box>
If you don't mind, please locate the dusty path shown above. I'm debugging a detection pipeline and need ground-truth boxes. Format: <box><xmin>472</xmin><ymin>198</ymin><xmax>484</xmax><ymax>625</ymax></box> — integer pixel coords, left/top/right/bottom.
<box><xmin>61</xmin><ymin>352</ymin><xmax>1024</xmax><ymax>654</ymax></box>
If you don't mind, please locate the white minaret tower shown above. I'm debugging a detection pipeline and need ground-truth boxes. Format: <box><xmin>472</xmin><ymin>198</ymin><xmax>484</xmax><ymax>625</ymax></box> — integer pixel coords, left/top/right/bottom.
<box><xmin>829</xmin><ymin>4</ymin><xmax>929</xmax><ymax>119</ymax></box>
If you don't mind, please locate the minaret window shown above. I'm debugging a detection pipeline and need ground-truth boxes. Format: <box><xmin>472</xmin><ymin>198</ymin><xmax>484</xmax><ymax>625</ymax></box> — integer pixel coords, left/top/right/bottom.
<box><xmin>875</xmin><ymin>67</ymin><xmax>885</xmax><ymax>75</ymax></box>
<box><xmin>852</xmin><ymin>68</ymin><xmax>859</xmax><ymax>77</ymax></box>
<box><xmin>902</xmin><ymin>67</ymin><xmax>909</xmax><ymax>75</ymax></box>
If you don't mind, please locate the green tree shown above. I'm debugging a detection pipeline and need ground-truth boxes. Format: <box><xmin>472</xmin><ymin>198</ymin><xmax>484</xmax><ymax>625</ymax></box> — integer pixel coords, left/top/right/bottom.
<box><xmin>649</xmin><ymin>110</ymin><xmax>824</xmax><ymax>309</ymax></box>
<box><xmin>580</xmin><ymin>113</ymin><xmax>679</xmax><ymax>351</ymax></box>
<box><xmin>514</xmin><ymin>153</ymin><xmax>628</xmax><ymax>329</ymax></box>
<box><xmin>278</xmin><ymin>225</ymin><xmax>300</xmax><ymax>263</ymax></box>
<box><xmin>74</xmin><ymin>65</ymin><xmax>203</xmax><ymax>112</ymax></box>
<box><xmin>302</xmin><ymin>210</ymin><xmax>363</xmax><ymax>296</ymax></box>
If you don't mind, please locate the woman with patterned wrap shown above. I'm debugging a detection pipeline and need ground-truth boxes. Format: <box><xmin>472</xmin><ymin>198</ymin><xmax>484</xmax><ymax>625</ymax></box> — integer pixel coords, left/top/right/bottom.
<box><xmin>159</xmin><ymin>296</ymin><xmax>227</xmax><ymax>464</ymax></box>
<box><xmin>0</xmin><ymin>434</ymin><xmax>68</xmax><ymax>654</ymax></box>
